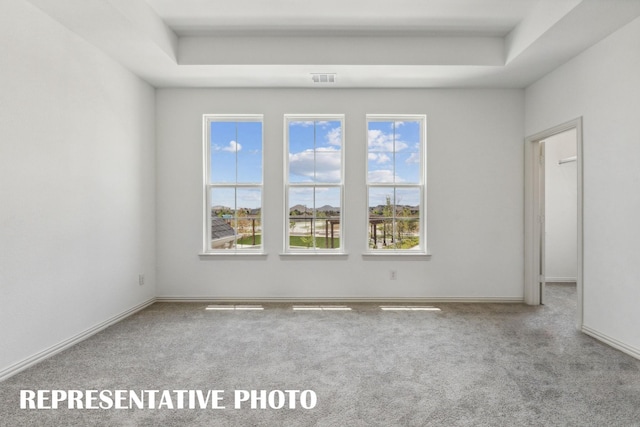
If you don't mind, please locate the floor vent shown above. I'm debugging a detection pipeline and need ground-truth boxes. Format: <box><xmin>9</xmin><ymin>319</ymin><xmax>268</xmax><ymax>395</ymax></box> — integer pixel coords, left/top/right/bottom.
<box><xmin>205</xmin><ymin>305</ymin><xmax>264</xmax><ymax>311</ymax></box>
<box><xmin>292</xmin><ymin>305</ymin><xmax>351</xmax><ymax>311</ymax></box>
<box><xmin>379</xmin><ymin>306</ymin><xmax>441</xmax><ymax>311</ymax></box>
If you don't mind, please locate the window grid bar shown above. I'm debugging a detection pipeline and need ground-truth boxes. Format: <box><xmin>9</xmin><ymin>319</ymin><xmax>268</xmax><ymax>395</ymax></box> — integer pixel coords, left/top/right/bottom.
<box><xmin>208</xmin><ymin>183</ymin><xmax>263</xmax><ymax>188</ymax></box>
<box><xmin>288</xmin><ymin>183</ymin><xmax>342</xmax><ymax>188</ymax></box>
<box><xmin>234</xmin><ymin>122</ymin><xmax>239</xmax><ymax>184</ymax></box>
<box><xmin>393</xmin><ymin>121</ymin><xmax>397</xmax><ymax>185</ymax></box>
<box><xmin>313</xmin><ymin>121</ymin><xmax>317</xmax><ymax>183</ymax></box>
<box><xmin>366</xmin><ymin>183</ymin><xmax>422</xmax><ymax>187</ymax></box>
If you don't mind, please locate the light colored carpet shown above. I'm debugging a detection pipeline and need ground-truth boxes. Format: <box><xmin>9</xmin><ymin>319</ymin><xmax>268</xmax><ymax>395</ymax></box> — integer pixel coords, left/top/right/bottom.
<box><xmin>1</xmin><ymin>283</ymin><xmax>639</xmax><ymax>426</ymax></box>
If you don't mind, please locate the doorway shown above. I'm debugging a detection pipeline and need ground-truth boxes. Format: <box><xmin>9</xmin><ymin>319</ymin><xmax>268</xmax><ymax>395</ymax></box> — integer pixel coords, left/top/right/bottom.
<box><xmin>542</xmin><ymin>128</ymin><xmax>578</xmax><ymax>303</ymax></box>
<box><xmin>524</xmin><ymin>118</ymin><xmax>583</xmax><ymax>329</ymax></box>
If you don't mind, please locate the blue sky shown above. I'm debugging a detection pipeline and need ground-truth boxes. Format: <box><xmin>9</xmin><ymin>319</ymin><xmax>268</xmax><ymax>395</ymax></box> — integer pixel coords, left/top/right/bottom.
<box><xmin>289</xmin><ymin>120</ymin><xmax>342</xmax><ymax>183</ymax></box>
<box><xmin>210</xmin><ymin>121</ymin><xmax>262</xmax><ymax>210</ymax></box>
<box><xmin>367</xmin><ymin>120</ymin><xmax>421</xmax><ymax>184</ymax></box>
<box><xmin>210</xmin><ymin>121</ymin><xmax>263</xmax><ymax>184</ymax></box>
<box><xmin>208</xmin><ymin>119</ymin><xmax>421</xmax><ymax>210</ymax></box>
<box><xmin>288</xmin><ymin>120</ymin><xmax>342</xmax><ymax>213</ymax></box>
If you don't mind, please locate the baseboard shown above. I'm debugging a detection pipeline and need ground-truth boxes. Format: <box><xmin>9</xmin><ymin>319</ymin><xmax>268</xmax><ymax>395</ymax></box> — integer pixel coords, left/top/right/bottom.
<box><xmin>0</xmin><ymin>297</ymin><xmax>156</xmax><ymax>382</ymax></box>
<box><xmin>156</xmin><ymin>296</ymin><xmax>524</xmax><ymax>304</ymax></box>
<box><xmin>582</xmin><ymin>325</ymin><xmax>640</xmax><ymax>361</ymax></box>
<box><xmin>546</xmin><ymin>277</ymin><xmax>577</xmax><ymax>283</ymax></box>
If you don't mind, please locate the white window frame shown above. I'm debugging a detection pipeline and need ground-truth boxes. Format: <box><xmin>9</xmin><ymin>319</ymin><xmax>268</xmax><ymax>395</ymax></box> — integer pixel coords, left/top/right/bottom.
<box><xmin>365</xmin><ymin>114</ymin><xmax>428</xmax><ymax>255</ymax></box>
<box><xmin>202</xmin><ymin>114</ymin><xmax>264</xmax><ymax>255</ymax></box>
<box><xmin>284</xmin><ymin>114</ymin><xmax>346</xmax><ymax>255</ymax></box>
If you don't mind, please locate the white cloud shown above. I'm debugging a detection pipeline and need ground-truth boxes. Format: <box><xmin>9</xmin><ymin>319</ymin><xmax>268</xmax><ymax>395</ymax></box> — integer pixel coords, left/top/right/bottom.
<box><xmin>325</xmin><ymin>127</ymin><xmax>342</xmax><ymax>147</ymax></box>
<box><xmin>368</xmin><ymin>130</ymin><xmax>407</xmax><ymax>152</ymax></box>
<box><xmin>290</xmin><ymin>121</ymin><xmax>315</xmax><ymax>127</ymax></box>
<box><xmin>289</xmin><ymin>148</ymin><xmax>341</xmax><ymax>182</ymax></box>
<box><xmin>215</xmin><ymin>140</ymin><xmax>242</xmax><ymax>152</ymax></box>
<box><xmin>405</xmin><ymin>152</ymin><xmax>420</xmax><ymax>164</ymax></box>
<box><xmin>369</xmin><ymin>153</ymin><xmax>391</xmax><ymax>164</ymax></box>
<box><xmin>367</xmin><ymin>169</ymin><xmax>404</xmax><ymax>183</ymax></box>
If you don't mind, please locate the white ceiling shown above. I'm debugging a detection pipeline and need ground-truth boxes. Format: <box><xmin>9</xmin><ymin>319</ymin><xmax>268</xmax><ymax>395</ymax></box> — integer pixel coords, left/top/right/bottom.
<box><xmin>144</xmin><ymin>0</ymin><xmax>539</xmax><ymax>36</ymax></box>
<box><xmin>24</xmin><ymin>0</ymin><xmax>640</xmax><ymax>88</ymax></box>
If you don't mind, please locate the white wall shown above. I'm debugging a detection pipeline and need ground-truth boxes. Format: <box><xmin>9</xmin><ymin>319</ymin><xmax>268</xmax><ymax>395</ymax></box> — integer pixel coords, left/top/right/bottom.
<box><xmin>0</xmin><ymin>0</ymin><xmax>156</xmax><ymax>377</ymax></box>
<box><xmin>156</xmin><ymin>88</ymin><xmax>524</xmax><ymax>300</ymax></box>
<box><xmin>526</xmin><ymin>16</ymin><xmax>640</xmax><ymax>354</ymax></box>
<box><xmin>544</xmin><ymin>129</ymin><xmax>577</xmax><ymax>282</ymax></box>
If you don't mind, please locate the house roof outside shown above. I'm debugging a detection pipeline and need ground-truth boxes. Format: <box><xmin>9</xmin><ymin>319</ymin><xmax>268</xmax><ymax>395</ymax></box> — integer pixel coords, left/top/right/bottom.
<box><xmin>211</xmin><ymin>217</ymin><xmax>235</xmax><ymax>241</ymax></box>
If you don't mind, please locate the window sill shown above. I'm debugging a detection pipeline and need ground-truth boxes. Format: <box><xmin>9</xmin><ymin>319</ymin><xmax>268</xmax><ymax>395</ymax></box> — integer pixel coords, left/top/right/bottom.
<box><xmin>199</xmin><ymin>252</ymin><xmax>268</xmax><ymax>258</ymax></box>
<box><xmin>279</xmin><ymin>252</ymin><xmax>348</xmax><ymax>258</ymax></box>
<box><xmin>362</xmin><ymin>251</ymin><xmax>431</xmax><ymax>259</ymax></box>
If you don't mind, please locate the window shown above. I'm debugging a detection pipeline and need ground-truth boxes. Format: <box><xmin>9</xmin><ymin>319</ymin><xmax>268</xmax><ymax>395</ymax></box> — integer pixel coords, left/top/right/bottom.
<box><xmin>367</xmin><ymin>115</ymin><xmax>426</xmax><ymax>253</ymax></box>
<box><xmin>203</xmin><ymin>115</ymin><xmax>263</xmax><ymax>254</ymax></box>
<box><xmin>285</xmin><ymin>115</ymin><xmax>344</xmax><ymax>253</ymax></box>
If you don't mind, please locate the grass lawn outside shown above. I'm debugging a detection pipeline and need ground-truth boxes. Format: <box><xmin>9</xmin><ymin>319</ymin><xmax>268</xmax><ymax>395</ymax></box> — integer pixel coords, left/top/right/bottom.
<box><xmin>289</xmin><ymin>235</ymin><xmax>340</xmax><ymax>249</ymax></box>
<box><xmin>237</xmin><ymin>234</ymin><xmax>262</xmax><ymax>245</ymax></box>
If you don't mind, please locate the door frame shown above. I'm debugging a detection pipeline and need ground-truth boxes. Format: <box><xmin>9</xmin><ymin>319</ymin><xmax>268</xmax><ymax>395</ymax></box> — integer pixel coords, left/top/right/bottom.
<box><xmin>524</xmin><ymin>117</ymin><xmax>583</xmax><ymax>329</ymax></box>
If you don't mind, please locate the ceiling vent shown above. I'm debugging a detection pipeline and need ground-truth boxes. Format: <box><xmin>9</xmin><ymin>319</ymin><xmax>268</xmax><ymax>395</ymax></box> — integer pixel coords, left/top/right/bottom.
<box><xmin>311</xmin><ymin>73</ymin><xmax>336</xmax><ymax>84</ymax></box>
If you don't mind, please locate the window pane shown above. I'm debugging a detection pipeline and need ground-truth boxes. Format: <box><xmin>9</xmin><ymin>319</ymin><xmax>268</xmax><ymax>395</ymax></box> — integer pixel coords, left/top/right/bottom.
<box><xmin>289</xmin><ymin>187</ymin><xmax>313</xmax><ymax>248</ymax></box>
<box><xmin>368</xmin><ymin>187</ymin><xmax>394</xmax><ymax>250</ymax></box>
<box><xmin>236</xmin><ymin>121</ymin><xmax>262</xmax><ymax>183</ymax></box>
<box><xmin>289</xmin><ymin>120</ymin><xmax>342</xmax><ymax>184</ymax></box>
<box><xmin>392</xmin><ymin>121</ymin><xmax>420</xmax><ymax>184</ymax></box>
<box><xmin>316</xmin><ymin>121</ymin><xmax>342</xmax><ymax>149</ymax></box>
<box><xmin>210</xmin><ymin>122</ymin><xmax>236</xmax><ymax>152</ymax></box>
<box><xmin>395</xmin><ymin>187</ymin><xmax>420</xmax><ymax>250</ymax></box>
<box><xmin>209</xmin><ymin>187</ymin><xmax>236</xmax><ymax>250</ymax></box>
<box><xmin>289</xmin><ymin>121</ymin><xmax>315</xmax><ymax>152</ymax></box>
<box><xmin>368</xmin><ymin>217</ymin><xmax>394</xmax><ymax>250</ymax></box>
<box><xmin>396</xmin><ymin>218</ymin><xmax>421</xmax><ymax>250</ymax></box>
<box><xmin>368</xmin><ymin>152</ymin><xmax>394</xmax><ymax>183</ymax></box>
<box><xmin>237</xmin><ymin>219</ymin><xmax>262</xmax><ymax>248</ymax></box>
<box><xmin>236</xmin><ymin>188</ymin><xmax>261</xmax><ymax>249</ymax></box>
<box><xmin>315</xmin><ymin>187</ymin><xmax>341</xmax><ymax>249</ymax></box>
<box><xmin>395</xmin><ymin>187</ymin><xmax>420</xmax><ymax>213</ymax></box>
<box><xmin>210</xmin><ymin>149</ymin><xmax>236</xmax><ymax>183</ymax></box>
<box><xmin>368</xmin><ymin>121</ymin><xmax>395</xmax><ymax>152</ymax></box>
<box><xmin>314</xmin><ymin>151</ymin><xmax>341</xmax><ymax>183</ymax></box>
<box><xmin>289</xmin><ymin>150</ymin><xmax>315</xmax><ymax>183</ymax></box>
<box><xmin>368</xmin><ymin>186</ymin><xmax>421</xmax><ymax>250</ymax></box>
<box><xmin>369</xmin><ymin>187</ymin><xmax>394</xmax><ymax>216</ymax></box>
<box><xmin>210</xmin><ymin>187</ymin><xmax>235</xmax><ymax>215</ymax></box>
<box><xmin>396</xmin><ymin>121</ymin><xmax>421</xmax><ymax>147</ymax></box>
<box><xmin>210</xmin><ymin>122</ymin><xmax>238</xmax><ymax>183</ymax></box>
<box><xmin>316</xmin><ymin>187</ymin><xmax>340</xmax><ymax>216</ymax></box>
<box><xmin>395</xmin><ymin>151</ymin><xmax>420</xmax><ymax>184</ymax></box>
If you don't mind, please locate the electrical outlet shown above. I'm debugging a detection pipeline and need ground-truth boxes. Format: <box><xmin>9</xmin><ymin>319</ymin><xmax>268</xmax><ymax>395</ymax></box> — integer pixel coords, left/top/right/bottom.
<box><xmin>138</xmin><ymin>274</ymin><xmax>145</xmax><ymax>286</ymax></box>
<box><xmin>390</xmin><ymin>270</ymin><xmax>397</xmax><ymax>280</ymax></box>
